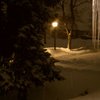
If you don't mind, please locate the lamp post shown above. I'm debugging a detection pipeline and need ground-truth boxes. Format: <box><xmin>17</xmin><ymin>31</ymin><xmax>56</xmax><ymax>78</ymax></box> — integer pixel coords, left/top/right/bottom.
<box><xmin>52</xmin><ymin>21</ymin><xmax>58</xmax><ymax>50</ymax></box>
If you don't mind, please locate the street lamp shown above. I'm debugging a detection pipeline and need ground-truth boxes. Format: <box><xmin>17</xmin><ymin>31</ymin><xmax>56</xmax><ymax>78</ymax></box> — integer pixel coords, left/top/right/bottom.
<box><xmin>52</xmin><ymin>21</ymin><xmax>58</xmax><ymax>50</ymax></box>
<box><xmin>52</xmin><ymin>21</ymin><xmax>58</xmax><ymax>28</ymax></box>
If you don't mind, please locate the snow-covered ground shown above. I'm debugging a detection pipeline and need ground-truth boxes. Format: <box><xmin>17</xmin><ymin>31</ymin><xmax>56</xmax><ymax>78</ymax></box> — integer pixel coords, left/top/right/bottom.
<box><xmin>45</xmin><ymin>47</ymin><xmax>100</xmax><ymax>100</ymax></box>
<box><xmin>46</xmin><ymin>47</ymin><xmax>100</xmax><ymax>71</ymax></box>
<box><xmin>69</xmin><ymin>91</ymin><xmax>100</xmax><ymax>100</ymax></box>
<box><xmin>43</xmin><ymin>38</ymin><xmax>100</xmax><ymax>100</ymax></box>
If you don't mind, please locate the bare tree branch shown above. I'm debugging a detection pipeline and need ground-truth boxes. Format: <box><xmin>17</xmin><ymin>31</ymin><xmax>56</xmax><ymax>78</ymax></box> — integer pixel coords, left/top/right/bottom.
<box><xmin>73</xmin><ymin>0</ymin><xmax>78</xmax><ymax>8</ymax></box>
<box><xmin>73</xmin><ymin>0</ymin><xmax>90</xmax><ymax>8</ymax></box>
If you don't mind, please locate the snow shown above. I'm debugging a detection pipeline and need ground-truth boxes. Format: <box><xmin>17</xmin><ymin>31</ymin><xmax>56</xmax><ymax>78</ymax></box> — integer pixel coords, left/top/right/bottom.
<box><xmin>69</xmin><ymin>91</ymin><xmax>100</xmax><ymax>100</ymax></box>
<box><xmin>44</xmin><ymin>38</ymin><xmax>100</xmax><ymax>100</ymax></box>
<box><xmin>46</xmin><ymin>47</ymin><xmax>100</xmax><ymax>71</ymax></box>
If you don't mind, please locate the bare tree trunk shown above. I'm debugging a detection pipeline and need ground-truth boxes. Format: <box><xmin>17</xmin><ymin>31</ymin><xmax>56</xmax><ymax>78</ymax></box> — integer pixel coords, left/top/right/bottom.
<box><xmin>70</xmin><ymin>0</ymin><xmax>75</xmax><ymax>31</ymax></box>
<box><xmin>67</xmin><ymin>30</ymin><xmax>71</xmax><ymax>49</ymax></box>
<box><xmin>44</xmin><ymin>33</ymin><xmax>46</xmax><ymax>44</ymax></box>
<box><xmin>61</xmin><ymin>0</ymin><xmax>71</xmax><ymax>49</ymax></box>
<box><xmin>68</xmin><ymin>0</ymin><xmax>76</xmax><ymax>49</ymax></box>
<box><xmin>61</xmin><ymin>0</ymin><xmax>76</xmax><ymax>49</ymax></box>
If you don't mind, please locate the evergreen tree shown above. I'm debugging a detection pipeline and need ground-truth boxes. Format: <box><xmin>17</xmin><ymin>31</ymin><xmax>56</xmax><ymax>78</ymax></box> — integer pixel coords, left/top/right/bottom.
<box><xmin>0</xmin><ymin>0</ymin><xmax>62</xmax><ymax>99</ymax></box>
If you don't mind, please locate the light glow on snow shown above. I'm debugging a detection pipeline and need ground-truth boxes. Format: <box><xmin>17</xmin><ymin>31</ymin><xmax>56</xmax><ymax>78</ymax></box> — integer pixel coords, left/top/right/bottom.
<box><xmin>46</xmin><ymin>47</ymin><xmax>91</xmax><ymax>57</ymax></box>
<box><xmin>46</xmin><ymin>47</ymin><xmax>100</xmax><ymax>71</ymax></box>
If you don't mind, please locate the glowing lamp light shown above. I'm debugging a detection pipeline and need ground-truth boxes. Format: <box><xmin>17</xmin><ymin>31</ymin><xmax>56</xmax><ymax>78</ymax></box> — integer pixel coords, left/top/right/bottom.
<box><xmin>52</xmin><ymin>21</ymin><xmax>58</xmax><ymax>28</ymax></box>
